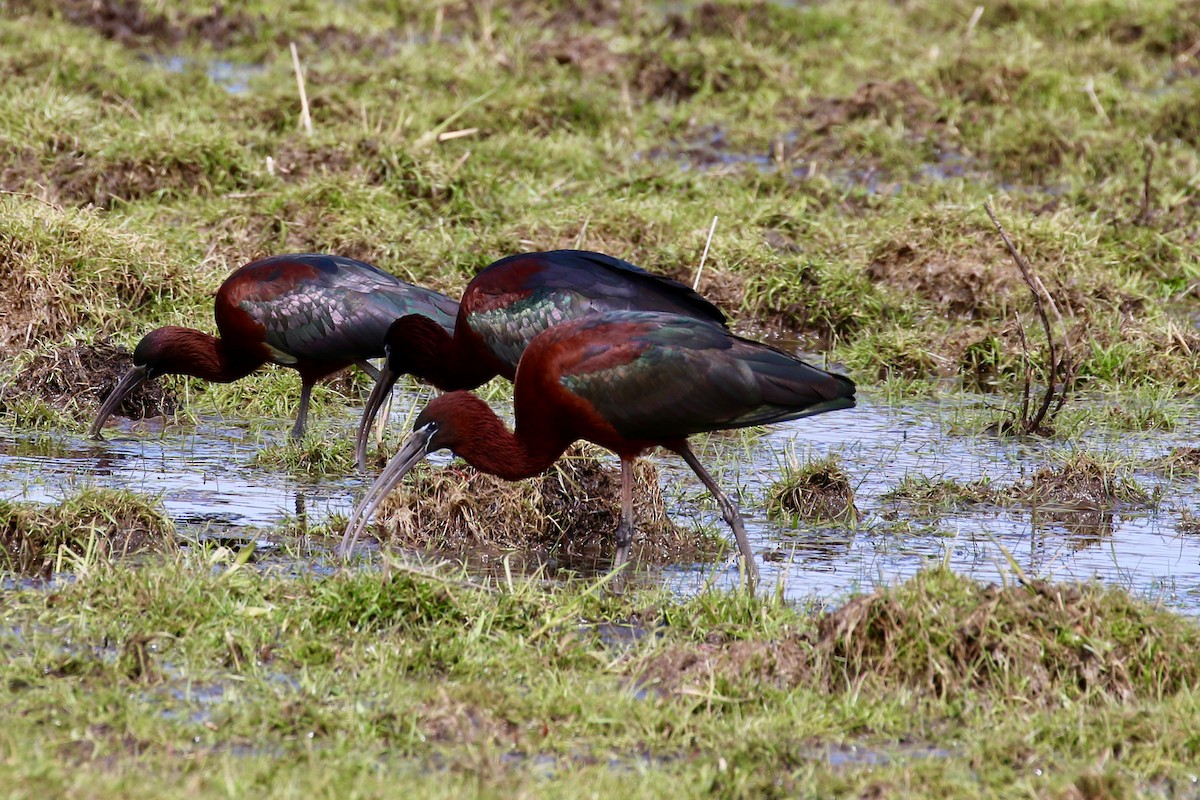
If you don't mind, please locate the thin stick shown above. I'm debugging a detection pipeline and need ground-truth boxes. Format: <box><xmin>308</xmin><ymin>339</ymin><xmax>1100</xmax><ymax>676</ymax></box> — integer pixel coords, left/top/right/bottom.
<box><xmin>1138</xmin><ymin>139</ymin><xmax>1155</xmax><ymax>226</ymax></box>
<box><xmin>984</xmin><ymin>202</ymin><xmax>1075</xmax><ymax>432</ymax></box>
<box><xmin>415</xmin><ymin>87</ymin><xmax>498</xmax><ymax>149</ymax></box>
<box><xmin>964</xmin><ymin>5</ymin><xmax>984</xmax><ymax>39</ymax></box>
<box><xmin>1014</xmin><ymin>314</ymin><xmax>1032</xmax><ymax>429</ymax></box>
<box><xmin>435</xmin><ymin>127</ymin><xmax>478</xmax><ymax>143</ymax></box>
<box><xmin>693</xmin><ymin>215</ymin><xmax>718</xmax><ymax>291</ymax></box>
<box><xmin>1084</xmin><ymin>78</ymin><xmax>1109</xmax><ymax>124</ymax></box>
<box><xmin>574</xmin><ymin>216</ymin><xmax>590</xmax><ymax>250</ymax></box>
<box><xmin>290</xmin><ymin>42</ymin><xmax>313</xmax><ymax>136</ymax></box>
<box><xmin>432</xmin><ymin>5</ymin><xmax>444</xmax><ymax>42</ymax></box>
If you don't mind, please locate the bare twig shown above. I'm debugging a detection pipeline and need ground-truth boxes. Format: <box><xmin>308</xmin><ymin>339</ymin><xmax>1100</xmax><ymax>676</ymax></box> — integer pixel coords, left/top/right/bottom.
<box><xmin>290</xmin><ymin>42</ymin><xmax>313</xmax><ymax>136</ymax></box>
<box><xmin>964</xmin><ymin>5</ymin><xmax>984</xmax><ymax>39</ymax></box>
<box><xmin>573</xmin><ymin>216</ymin><xmax>590</xmax><ymax>250</ymax></box>
<box><xmin>415</xmin><ymin>87</ymin><xmax>498</xmax><ymax>149</ymax></box>
<box><xmin>436</xmin><ymin>127</ymin><xmax>478</xmax><ymax>142</ymax></box>
<box><xmin>984</xmin><ymin>202</ymin><xmax>1076</xmax><ymax>434</ymax></box>
<box><xmin>0</xmin><ymin>189</ymin><xmax>64</xmax><ymax>212</ymax></box>
<box><xmin>1169</xmin><ymin>320</ymin><xmax>1193</xmax><ymax>357</ymax></box>
<box><xmin>693</xmin><ymin>215</ymin><xmax>719</xmax><ymax>291</ymax></box>
<box><xmin>1137</xmin><ymin>139</ymin><xmax>1156</xmax><ymax>226</ymax></box>
<box><xmin>1084</xmin><ymin>77</ymin><xmax>1109</xmax><ymax>123</ymax></box>
<box><xmin>1014</xmin><ymin>314</ymin><xmax>1032</xmax><ymax>427</ymax></box>
<box><xmin>446</xmin><ymin>149</ymin><xmax>472</xmax><ymax>179</ymax></box>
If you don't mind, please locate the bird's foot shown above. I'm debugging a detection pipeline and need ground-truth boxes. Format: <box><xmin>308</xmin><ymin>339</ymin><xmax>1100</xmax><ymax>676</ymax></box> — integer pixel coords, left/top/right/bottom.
<box><xmin>612</xmin><ymin>519</ymin><xmax>633</xmax><ymax>570</ymax></box>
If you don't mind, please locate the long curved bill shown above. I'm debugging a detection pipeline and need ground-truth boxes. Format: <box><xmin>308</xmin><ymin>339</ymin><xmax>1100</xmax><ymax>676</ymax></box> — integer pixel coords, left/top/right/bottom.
<box><xmin>338</xmin><ymin>423</ymin><xmax>437</xmax><ymax>559</ymax></box>
<box><xmin>87</xmin><ymin>365</ymin><xmax>149</xmax><ymax>440</ymax></box>
<box><xmin>353</xmin><ymin>363</ymin><xmax>400</xmax><ymax>474</ymax></box>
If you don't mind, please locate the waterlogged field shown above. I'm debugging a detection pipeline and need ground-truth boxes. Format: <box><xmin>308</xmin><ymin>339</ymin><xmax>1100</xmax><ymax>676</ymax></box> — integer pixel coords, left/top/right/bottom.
<box><xmin>2</xmin><ymin>0</ymin><xmax>1200</xmax><ymax>797</ymax></box>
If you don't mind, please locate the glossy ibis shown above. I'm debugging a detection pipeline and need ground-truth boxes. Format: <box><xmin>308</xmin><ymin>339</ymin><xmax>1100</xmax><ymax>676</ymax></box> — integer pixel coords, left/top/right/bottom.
<box><xmin>353</xmin><ymin>249</ymin><xmax>727</xmax><ymax>470</ymax></box>
<box><xmin>339</xmin><ymin>310</ymin><xmax>856</xmax><ymax>585</ymax></box>
<box><xmin>89</xmin><ymin>253</ymin><xmax>458</xmax><ymax>440</ymax></box>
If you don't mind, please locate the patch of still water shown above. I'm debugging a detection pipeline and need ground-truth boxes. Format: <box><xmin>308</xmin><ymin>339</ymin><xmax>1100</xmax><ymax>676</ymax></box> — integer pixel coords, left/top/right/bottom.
<box><xmin>2</xmin><ymin>389</ymin><xmax>1200</xmax><ymax>613</ymax></box>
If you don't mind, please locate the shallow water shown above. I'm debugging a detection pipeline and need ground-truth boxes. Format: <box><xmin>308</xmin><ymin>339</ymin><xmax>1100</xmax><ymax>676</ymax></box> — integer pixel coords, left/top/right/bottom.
<box><xmin>144</xmin><ymin>55</ymin><xmax>264</xmax><ymax>94</ymax></box>
<box><xmin>2</xmin><ymin>389</ymin><xmax>1200</xmax><ymax>613</ymax></box>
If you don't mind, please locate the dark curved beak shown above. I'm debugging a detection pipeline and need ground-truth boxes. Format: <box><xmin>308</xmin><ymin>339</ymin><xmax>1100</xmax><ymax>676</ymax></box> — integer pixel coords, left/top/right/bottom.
<box><xmin>338</xmin><ymin>424</ymin><xmax>436</xmax><ymax>559</ymax></box>
<box><xmin>354</xmin><ymin>362</ymin><xmax>400</xmax><ymax>474</ymax></box>
<box><xmin>88</xmin><ymin>364</ymin><xmax>149</xmax><ymax>440</ymax></box>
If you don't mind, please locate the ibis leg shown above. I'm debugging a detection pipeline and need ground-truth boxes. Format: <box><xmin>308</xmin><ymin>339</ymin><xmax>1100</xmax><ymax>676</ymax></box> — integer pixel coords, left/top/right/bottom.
<box><xmin>291</xmin><ymin>379</ymin><xmax>314</xmax><ymax>440</ymax></box>
<box><xmin>676</xmin><ymin>443</ymin><xmax>760</xmax><ymax>589</ymax></box>
<box><xmin>612</xmin><ymin>457</ymin><xmax>636</xmax><ymax>570</ymax></box>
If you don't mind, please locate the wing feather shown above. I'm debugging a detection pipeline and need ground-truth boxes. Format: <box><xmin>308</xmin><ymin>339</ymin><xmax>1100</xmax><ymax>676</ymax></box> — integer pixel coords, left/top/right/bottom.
<box><xmin>553</xmin><ymin>313</ymin><xmax>854</xmax><ymax>439</ymax></box>
<box><xmin>237</xmin><ymin>255</ymin><xmax>458</xmax><ymax>364</ymax></box>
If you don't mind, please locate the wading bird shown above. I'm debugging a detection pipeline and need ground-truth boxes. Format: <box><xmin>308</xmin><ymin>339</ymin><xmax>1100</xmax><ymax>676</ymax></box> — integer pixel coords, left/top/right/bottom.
<box><xmin>339</xmin><ymin>311</ymin><xmax>856</xmax><ymax>585</ymax></box>
<box><xmin>89</xmin><ymin>253</ymin><xmax>458</xmax><ymax>440</ymax></box>
<box><xmin>353</xmin><ymin>249</ymin><xmax>727</xmax><ymax>470</ymax></box>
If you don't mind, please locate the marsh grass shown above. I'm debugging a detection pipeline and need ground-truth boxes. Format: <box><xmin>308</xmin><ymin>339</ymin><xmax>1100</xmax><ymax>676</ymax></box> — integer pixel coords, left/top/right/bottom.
<box><xmin>1</xmin><ymin>555</ymin><xmax>1197</xmax><ymax>796</ymax></box>
<box><xmin>250</xmin><ymin>424</ymin><xmax>358</xmax><ymax>475</ymax></box>
<box><xmin>636</xmin><ymin>567</ymin><xmax>1200</xmax><ymax>703</ymax></box>
<box><xmin>880</xmin><ymin>473</ymin><xmax>999</xmax><ymax>515</ymax></box>
<box><xmin>3</xmin><ymin>0</ymin><xmax>1198</xmax><ymax>403</ymax></box>
<box><xmin>4</xmin><ymin>1</ymin><xmax>1200</xmax><ymax>792</ymax></box>
<box><xmin>1009</xmin><ymin>450</ymin><xmax>1152</xmax><ymax>508</ymax></box>
<box><xmin>0</xmin><ymin>197</ymin><xmax>189</xmax><ymax>356</ymax></box>
<box><xmin>0</xmin><ymin>487</ymin><xmax>174</xmax><ymax>575</ymax></box>
<box><xmin>367</xmin><ymin>443</ymin><xmax>722</xmax><ymax>566</ymax></box>
<box><xmin>877</xmin><ymin>450</ymin><xmax>1155</xmax><ymax>545</ymax></box>
<box><xmin>765</xmin><ymin>453</ymin><xmax>860</xmax><ymax>526</ymax></box>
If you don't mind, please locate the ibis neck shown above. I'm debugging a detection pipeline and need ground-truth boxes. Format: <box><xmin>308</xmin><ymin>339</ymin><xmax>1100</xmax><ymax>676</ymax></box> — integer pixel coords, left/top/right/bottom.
<box><xmin>447</xmin><ymin>401</ymin><xmax>566</xmax><ymax>481</ymax></box>
<box><xmin>390</xmin><ymin>316</ymin><xmax>502</xmax><ymax>391</ymax></box>
<box><xmin>165</xmin><ymin>329</ymin><xmax>264</xmax><ymax>383</ymax></box>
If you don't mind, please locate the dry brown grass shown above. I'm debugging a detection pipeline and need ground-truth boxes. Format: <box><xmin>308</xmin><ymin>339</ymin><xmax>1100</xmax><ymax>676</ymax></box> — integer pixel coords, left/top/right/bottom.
<box><xmin>0</xmin><ymin>197</ymin><xmax>185</xmax><ymax>357</ymax></box>
<box><xmin>0</xmin><ymin>339</ymin><xmax>176</xmax><ymax>421</ymax></box>
<box><xmin>766</xmin><ymin>455</ymin><xmax>860</xmax><ymax>525</ymax></box>
<box><xmin>634</xmin><ymin>569</ymin><xmax>1200</xmax><ymax>704</ymax></box>
<box><xmin>370</xmin><ymin>444</ymin><xmax>720</xmax><ymax>566</ymax></box>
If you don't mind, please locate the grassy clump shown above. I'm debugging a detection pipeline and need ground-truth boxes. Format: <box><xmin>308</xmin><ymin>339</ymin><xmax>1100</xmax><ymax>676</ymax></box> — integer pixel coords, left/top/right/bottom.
<box><xmin>0</xmin><ymin>337</ymin><xmax>176</xmax><ymax>426</ymax></box>
<box><xmin>250</xmin><ymin>428</ymin><xmax>358</xmax><ymax>475</ymax></box>
<box><xmin>883</xmin><ymin>453</ymin><xmax>1152</xmax><ymax>522</ymax></box>
<box><xmin>880</xmin><ymin>473</ymin><xmax>999</xmax><ymax>515</ymax></box>
<box><xmin>1149</xmin><ymin>446</ymin><xmax>1200</xmax><ymax>479</ymax></box>
<box><xmin>0</xmin><ymin>487</ymin><xmax>174</xmax><ymax>575</ymax></box>
<box><xmin>368</xmin><ymin>444</ymin><xmax>721</xmax><ymax>566</ymax></box>
<box><xmin>1008</xmin><ymin>451</ymin><xmax>1151</xmax><ymax>508</ymax></box>
<box><xmin>765</xmin><ymin>454</ymin><xmax>859</xmax><ymax>525</ymax></box>
<box><xmin>637</xmin><ymin>567</ymin><xmax>1200</xmax><ymax>704</ymax></box>
<box><xmin>0</xmin><ymin>197</ymin><xmax>189</xmax><ymax>357</ymax></box>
